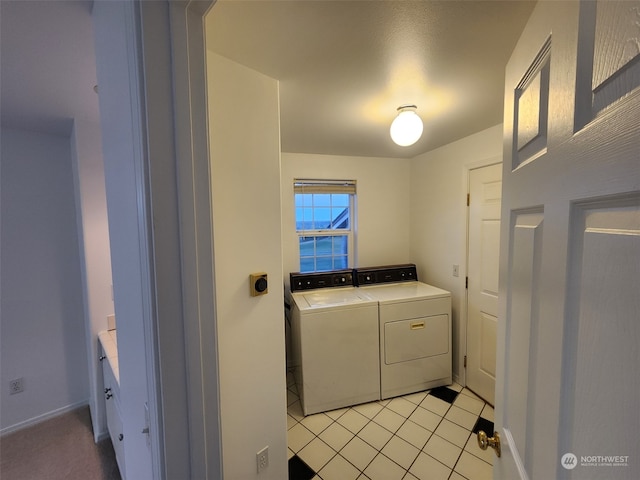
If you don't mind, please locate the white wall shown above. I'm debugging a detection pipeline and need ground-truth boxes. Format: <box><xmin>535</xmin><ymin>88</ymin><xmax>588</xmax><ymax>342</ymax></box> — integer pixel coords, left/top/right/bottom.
<box><xmin>70</xmin><ymin>119</ymin><xmax>114</xmax><ymax>441</ymax></box>
<box><xmin>0</xmin><ymin>128</ymin><xmax>89</xmax><ymax>433</ymax></box>
<box><xmin>281</xmin><ymin>152</ymin><xmax>411</xmax><ymax>286</ymax></box>
<box><xmin>409</xmin><ymin>124</ymin><xmax>503</xmax><ymax>382</ymax></box>
<box><xmin>208</xmin><ymin>52</ymin><xmax>287</xmax><ymax>480</ymax></box>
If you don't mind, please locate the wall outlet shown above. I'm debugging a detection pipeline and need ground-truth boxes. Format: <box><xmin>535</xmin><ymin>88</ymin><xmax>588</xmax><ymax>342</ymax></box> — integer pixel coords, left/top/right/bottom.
<box><xmin>9</xmin><ymin>378</ymin><xmax>24</xmax><ymax>395</ymax></box>
<box><xmin>256</xmin><ymin>446</ymin><xmax>269</xmax><ymax>473</ymax></box>
<box><xmin>453</xmin><ymin>264</ymin><xmax>460</xmax><ymax>277</ymax></box>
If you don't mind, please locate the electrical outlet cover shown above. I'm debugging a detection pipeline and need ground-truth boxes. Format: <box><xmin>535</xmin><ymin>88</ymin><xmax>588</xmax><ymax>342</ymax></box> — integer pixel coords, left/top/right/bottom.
<box><xmin>9</xmin><ymin>378</ymin><xmax>24</xmax><ymax>395</ymax></box>
<box><xmin>256</xmin><ymin>446</ymin><xmax>269</xmax><ymax>473</ymax></box>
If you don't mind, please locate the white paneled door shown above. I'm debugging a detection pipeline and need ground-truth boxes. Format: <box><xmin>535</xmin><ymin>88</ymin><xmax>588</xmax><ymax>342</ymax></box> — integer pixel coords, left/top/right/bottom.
<box><xmin>466</xmin><ymin>163</ymin><xmax>502</xmax><ymax>405</ymax></box>
<box><xmin>488</xmin><ymin>1</ymin><xmax>640</xmax><ymax>480</ymax></box>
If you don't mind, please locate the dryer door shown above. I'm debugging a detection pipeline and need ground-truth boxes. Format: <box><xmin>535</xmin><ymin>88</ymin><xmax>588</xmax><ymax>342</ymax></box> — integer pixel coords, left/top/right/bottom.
<box><xmin>384</xmin><ymin>314</ymin><xmax>449</xmax><ymax>364</ymax></box>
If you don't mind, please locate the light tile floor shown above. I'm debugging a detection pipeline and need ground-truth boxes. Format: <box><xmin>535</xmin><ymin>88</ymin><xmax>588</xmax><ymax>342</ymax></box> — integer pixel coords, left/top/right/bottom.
<box><xmin>287</xmin><ymin>371</ymin><xmax>495</xmax><ymax>480</ymax></box>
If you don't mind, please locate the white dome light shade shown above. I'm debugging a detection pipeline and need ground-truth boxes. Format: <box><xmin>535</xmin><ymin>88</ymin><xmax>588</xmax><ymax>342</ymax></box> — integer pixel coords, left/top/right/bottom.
<box><xmin>390</xmin><ymin>105</ymin><xmax>423</xmax><ymax>147</ymax></box>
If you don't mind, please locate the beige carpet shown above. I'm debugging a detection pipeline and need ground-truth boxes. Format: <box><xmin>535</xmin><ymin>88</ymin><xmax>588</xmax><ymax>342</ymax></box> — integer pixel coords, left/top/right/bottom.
<box><xmin>0</xmin><ymin>406</ymin><xmax>121</xmax><ymax>480</ymax></box>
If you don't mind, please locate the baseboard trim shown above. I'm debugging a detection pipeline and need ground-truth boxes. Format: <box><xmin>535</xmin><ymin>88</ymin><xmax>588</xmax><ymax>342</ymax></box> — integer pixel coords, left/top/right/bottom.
<box><xmin>96</xmin><ymin>429</ymin><xmax>110</xmax><ymax>442</ymax></box>
<box><xmin>0</xmin><ymin>399</ymin><xmax>90</xmax><ymax>437</ymax></box>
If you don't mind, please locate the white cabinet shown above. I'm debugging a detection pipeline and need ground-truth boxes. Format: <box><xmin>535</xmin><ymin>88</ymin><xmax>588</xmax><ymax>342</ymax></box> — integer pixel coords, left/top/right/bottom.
<box><xmin>99</xmin><ymin>331</ymin><xmax>125</xmax><ymax>478</ymax></box>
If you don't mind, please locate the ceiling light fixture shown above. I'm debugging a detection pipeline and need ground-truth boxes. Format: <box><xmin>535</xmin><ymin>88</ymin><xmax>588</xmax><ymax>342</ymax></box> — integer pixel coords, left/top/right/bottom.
<box><xmin>390</xmin><ymin>105</ymin><xmax>423</xmax><ymax>147</ymax></box>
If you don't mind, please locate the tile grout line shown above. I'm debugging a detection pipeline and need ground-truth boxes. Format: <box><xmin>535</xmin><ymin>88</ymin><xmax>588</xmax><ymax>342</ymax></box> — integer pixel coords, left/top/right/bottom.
<box><xmin>288</xmin><ymin>384</ymin><xmax>494</xmax><ymax>480</ymax></box>
<box><xmin>403</xmin><ymin>395</ymin><xmax>454</xmax><ymax>477</ymax></box>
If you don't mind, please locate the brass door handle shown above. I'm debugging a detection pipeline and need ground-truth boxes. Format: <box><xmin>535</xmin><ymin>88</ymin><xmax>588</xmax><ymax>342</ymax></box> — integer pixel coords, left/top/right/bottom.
<box><xmin>477</xmin><ymin>430</ymin><xmax>501</xmax><ymax>457</ymax></box>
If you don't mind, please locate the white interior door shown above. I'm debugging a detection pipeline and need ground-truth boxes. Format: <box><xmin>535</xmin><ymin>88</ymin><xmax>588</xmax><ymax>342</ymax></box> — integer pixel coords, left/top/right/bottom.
<box><xmin>487</xmin><ymin>1</ymin><xmax>640</xmax><ymax>479</ymax></box>
<box><xmin>466</xmin><ymin>163</ymin><xmax>502</xmax><ymax>405</ymax></box>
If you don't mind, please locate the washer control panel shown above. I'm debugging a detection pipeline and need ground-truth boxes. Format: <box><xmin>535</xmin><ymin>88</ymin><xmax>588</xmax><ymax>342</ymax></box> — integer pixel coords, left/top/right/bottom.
<box><xmin>290</xmin><ymin>270</ymin><xmax>354</xmax><ymax>291</ymax></box>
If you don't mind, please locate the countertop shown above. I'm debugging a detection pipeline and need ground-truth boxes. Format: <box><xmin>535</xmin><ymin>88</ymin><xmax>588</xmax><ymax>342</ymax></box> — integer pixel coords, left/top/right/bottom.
<box><xmin>98</xmin><ymin>329</ymin><xmax>119</xmax><ymax>385</ymax></box>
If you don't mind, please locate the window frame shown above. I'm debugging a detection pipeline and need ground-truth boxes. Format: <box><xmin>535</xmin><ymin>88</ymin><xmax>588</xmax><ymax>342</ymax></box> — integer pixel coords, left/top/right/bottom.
<box><xmin>294</xmin><ymin>179</ymin><xmax>357</xmax><ymax>273</ymax></box>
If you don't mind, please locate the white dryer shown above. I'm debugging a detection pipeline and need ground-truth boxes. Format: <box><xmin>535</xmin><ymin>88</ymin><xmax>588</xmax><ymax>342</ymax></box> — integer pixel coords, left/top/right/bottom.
<box><xmin>357</xmin><ymin>265</ymin><xmax>452</xmax><ymax>399</ymax></box>
<box><xmin>289</xmin><ymin>270</ymin><xmax>380</xmax><ymax>415</ymax></box>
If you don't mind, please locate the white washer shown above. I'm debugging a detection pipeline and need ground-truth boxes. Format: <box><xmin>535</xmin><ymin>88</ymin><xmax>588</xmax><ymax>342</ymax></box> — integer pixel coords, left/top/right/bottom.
<box><xmin>289</xmin><ymin>271</ymin><xmax>380</xmax><ymax>415</ymax></box>
<box><xmin>357</xmin><ymin>265</ymin><xmax>452</xmax><ymax>399</ymax></box>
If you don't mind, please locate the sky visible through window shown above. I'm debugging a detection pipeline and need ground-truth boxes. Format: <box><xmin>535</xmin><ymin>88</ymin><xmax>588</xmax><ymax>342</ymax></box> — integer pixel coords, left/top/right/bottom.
<box><xmin>296</xmin><ymin>193</ymin><xmax>350</xmax><ymax>272</ymax></box>
<box><xmin>295</xmin><ymin>193</ymin><xmax>350</xmax><ymax>230</ymax></box>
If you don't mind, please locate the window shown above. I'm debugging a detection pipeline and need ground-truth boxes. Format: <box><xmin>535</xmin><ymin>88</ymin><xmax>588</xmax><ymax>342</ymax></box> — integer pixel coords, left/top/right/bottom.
<box><xmin>295</xmin><ymin>179</ymin><xmax>356</xmax><ymax>272</ymax></box>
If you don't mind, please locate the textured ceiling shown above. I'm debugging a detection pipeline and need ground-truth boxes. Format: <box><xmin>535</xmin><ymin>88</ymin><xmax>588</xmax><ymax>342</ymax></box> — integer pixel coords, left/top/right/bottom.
<box><xmin>206</xmin><ymin>0</ymin><xmax>536</xmax><ymax>158</ymax></box>
<box><xmin>1</xmin><ymin>0</ymin><xmax>535</xmax><ymax>159</ymax></box>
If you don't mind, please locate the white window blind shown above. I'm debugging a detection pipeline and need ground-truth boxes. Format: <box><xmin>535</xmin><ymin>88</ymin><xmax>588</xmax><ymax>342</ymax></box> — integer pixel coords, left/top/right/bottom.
<box><xmin>294</xmin><ymin>179</ymin><xmax>357</xmax><ymax>195</ymax></box>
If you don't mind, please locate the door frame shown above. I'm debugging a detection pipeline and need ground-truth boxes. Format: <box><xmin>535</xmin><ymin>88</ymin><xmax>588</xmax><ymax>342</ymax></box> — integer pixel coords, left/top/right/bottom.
<box><xmin>163</xmin><ymin>1</ymin><xmax>221</xmax><ymax>478</ymax></box>
<box><xmin>133</xmin><ymin>1</ymin><xmax>221</xmax><ymax>477</ymax></box>
<box><xmin>459</xmin><ymin>155</ymin><xmax>502</xmax><ymax>389</ymax></box>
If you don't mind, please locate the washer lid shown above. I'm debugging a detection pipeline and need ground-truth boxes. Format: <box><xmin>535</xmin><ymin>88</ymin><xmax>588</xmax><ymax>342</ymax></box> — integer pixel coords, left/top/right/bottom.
<box><xmin>292</xmin><ymin>287</ymin><xmax>376</xmax><ymax>310</ymax></box>
<box><xmin>360</xmin><ymin>281</ymin><xmax>450</xmax><ymax>303</ymax></box>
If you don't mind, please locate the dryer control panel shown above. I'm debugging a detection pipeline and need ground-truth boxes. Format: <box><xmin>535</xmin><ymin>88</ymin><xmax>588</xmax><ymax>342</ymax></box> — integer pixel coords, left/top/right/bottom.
<box><xmin>356</xmin><ymin>264</ymin><xmax>417</xmax><ymax>286</ymax></box>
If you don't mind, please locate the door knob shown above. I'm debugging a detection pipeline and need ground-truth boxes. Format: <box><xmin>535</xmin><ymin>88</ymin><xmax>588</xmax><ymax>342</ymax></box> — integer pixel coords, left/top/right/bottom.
<box><xmin>477</xmin><ymin>430</ymin><xmax>501</xmax><ymax>457</ymax></box>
